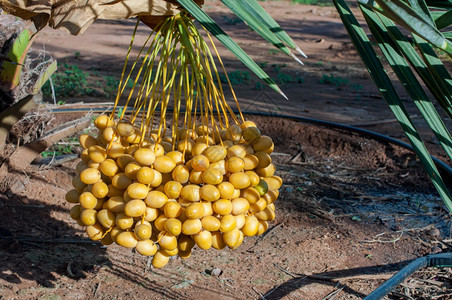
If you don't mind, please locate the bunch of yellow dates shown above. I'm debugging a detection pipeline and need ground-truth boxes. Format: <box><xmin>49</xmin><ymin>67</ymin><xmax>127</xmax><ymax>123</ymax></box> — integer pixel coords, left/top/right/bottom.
<box><xmin>66</xmin><ymin>115</ymin><xmax>282</xmax><ymax>268</ymax></box>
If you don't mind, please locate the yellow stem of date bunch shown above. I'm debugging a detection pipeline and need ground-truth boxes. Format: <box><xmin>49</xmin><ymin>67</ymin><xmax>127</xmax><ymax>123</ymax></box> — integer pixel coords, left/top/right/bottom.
<box><xmin>109</xmin><ymin>13</ymin><xmax>247</xmax><ymax>157</ymax></box>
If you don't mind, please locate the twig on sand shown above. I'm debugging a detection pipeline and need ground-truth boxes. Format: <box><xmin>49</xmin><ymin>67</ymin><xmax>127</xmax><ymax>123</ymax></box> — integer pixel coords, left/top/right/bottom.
<box><xmin>433</xmin><ymin>239</ymin><xmax>452</xmax><ymax>249</ymax></box>
<box><xmin>252</xmin><ymin>286</ymin><xmax>266</xmax><ymax>300</ymax></box>
<box><xmin>274</xmin><ymin>264</ymin><xmax>394</xmax><ymax>282</ymax></box>
<box><xmin>416</xmin><ymin>237</ymin><xmax>433</xmax><ymax>248</ymax></box>
<box><xmin>219</xmin><ymin>278</ymin><xmax>234</xmax><ymax>289</ymax></box>
<box><xmin>262</xmin><ymin>275</ymin><xmax>307</xmax><ymax>300</ymax></box>
<box><xmin>67</xmin><ymin>260</ymin><xmax>75</xmax><ymax>278</ymax></box>
<box><xmin>321</xmin><ymin>282</ymin><xmax>344</xmax><ymax>300</ymax></box>
<box><xmin>307</xmin><ymin>273</ymin><xmax>394</xmax><ymax>282</ymax></box>
<box><xmin>247</xmin><ymin>223</ymin><xmax>283</xmax><ymax>252</ymax></box>
<box><xmin>265</xmin><ymin>265</ymin><xmax>393</xmax><ymax>300</ymax></box>
<box><xmin>145</xmin><ymin>257</ymin><xmax>152</xmax><ymax>273</ymax></box>
<box><xmin>93</xmin><ymin>282</ymin><xmax>101</xmax><ymax>297</ymax></box>
<box><xmin>432</xmin><ymin>293</ymin><xmax>452</xmax><ymax>299</ymax></box>
<box><xmin>362</xmin><ymin>224</ymin><xmax>438</xmax><ymax>244</ymax></box>
<box><xmin>263</xmin><ymin>285</ymin><xmax>280</xmax><ymax>299</ymax></box>
<box><xmin>274</xmin><ymin>263</ymin><xmax>299</xmax><ymax>278</ymax></box>
<box><xmin>361</xmin><ymin>231</ymin><xmax>404</xmax><ymax>244</ymax></box>
<box><xmin>390</xmin><ymin>291</ymin><xmax>415</xmax><ymax>300</ymax></box>
<box><xmin>19</xmin><ymin>240</ymin><xmax>46</xmax><ymax>248</ymax></box>
<box><xmin>260</xmin><ymin>223</ymin><xmax>283</xmax><ymax>241</ymax></box>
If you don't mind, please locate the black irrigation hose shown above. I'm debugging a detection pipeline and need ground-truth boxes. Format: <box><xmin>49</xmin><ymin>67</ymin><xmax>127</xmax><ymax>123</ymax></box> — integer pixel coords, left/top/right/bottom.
<box><xmin>53</xmin><ymin>107</ymin><xmax>452</xmax><ymax>177</ymax></box>
<box><xmin>364</xmin><ymin>253</ymin><xmax>452</xmax><ymax>300</ymax></box>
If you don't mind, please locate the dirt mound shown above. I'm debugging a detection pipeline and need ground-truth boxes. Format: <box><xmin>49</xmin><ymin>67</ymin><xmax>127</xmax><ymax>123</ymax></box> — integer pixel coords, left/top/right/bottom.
<box><xmin>253</xmin><ymin>115</ymin><xmax>433</xmax><ymax>190</ymax></box>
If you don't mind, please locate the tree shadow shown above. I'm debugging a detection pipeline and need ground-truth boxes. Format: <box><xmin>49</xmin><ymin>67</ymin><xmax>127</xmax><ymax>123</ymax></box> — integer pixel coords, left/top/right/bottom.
<box><xmin>0</xmin><ymin>184</ymin><xmax>108</xmax><ymax>288</ymax></box>
<box><xmin>263</xmin><ymin>260</ymin><xmax>412</xmax><ymax>299</ymax></box>
<box><xmin>0</xmin><ymin>167</ymin><xmax>182</xmax><ymax>298</ymax></box>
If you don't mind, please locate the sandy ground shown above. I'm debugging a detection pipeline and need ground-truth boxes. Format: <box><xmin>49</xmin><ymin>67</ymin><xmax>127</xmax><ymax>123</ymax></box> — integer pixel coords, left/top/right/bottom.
<box><xmin>1</xmin><ymin>1</ymin><xmax>451</xmax><ymax>299</ymax></box>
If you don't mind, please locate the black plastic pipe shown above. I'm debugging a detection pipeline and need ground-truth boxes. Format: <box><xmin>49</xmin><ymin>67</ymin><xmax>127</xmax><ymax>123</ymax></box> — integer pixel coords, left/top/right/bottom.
<box><xmin>52</xmin><ymin>107</ymin><xmax>452</xmax><ymax>177</ymax></box>
<box><xmin>364</xmin><ymin>252</ymin><xmax>452</xmax><ymax>300</ymax></box>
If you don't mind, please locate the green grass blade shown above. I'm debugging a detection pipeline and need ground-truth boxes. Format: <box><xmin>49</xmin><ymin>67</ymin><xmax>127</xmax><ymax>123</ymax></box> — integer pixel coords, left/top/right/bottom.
<box><xmin>334</xmin><ymin>0</ymin><xmax>452</xmax><ymax>212</ymax></box>
<box><xmin>176</xmin><ymin>0</ymin><xmax>286</xmax><ymax>98</ymax></box>
<box><xmin>359</xmin><ymin>0</ymin><xmax>452</xmax><ymax>54</ymax></box>
<box><xmin>361</xmin><ymin>5</ymin><xmax>452</xmax><ymax>163</ymax></box>
<box><xmin>220</xmin><ymin>0</ymin><xmax>299</xmax><ymax>62</ymax></box>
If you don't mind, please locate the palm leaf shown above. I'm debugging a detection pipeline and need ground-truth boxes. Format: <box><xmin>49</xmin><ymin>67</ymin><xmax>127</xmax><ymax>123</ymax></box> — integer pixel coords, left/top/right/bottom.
<box><xmin>333</xmin><ymin>0</ymin><xmax>452</xmax><ymax>212</ymax></box>
<box><xmin>177</xmin><ymin>0</ymin><xmax>290</xmax><ymax>98</ymax></box>
<box><xmin>220</xmin><ymin>0</ymin><xmax>303</xmax><ymax>64</ymax></box>
<box><xmin>360</xmin><ymin>5</ymin><xmax>452</xmax><ymax>163</ymax></box>
<box><xmin>375</xmin><ymin>13</ymin><xmax>452</xmax><ymax>118</ymax></box>
<box><xmin>236</xmin><ymin>0</ymin><xmax>307</xmax><ymax>57</ymax></box>
<box><xmin>412</xmin><ymin>34</ymin><xmax>452</xmax><ymax>105</ymax></box>
<box><xmin>432</xmin><ymin>8</ymin><xmax>452</xmax><ymax>29</ymax></box>
<box><xmin>359</xmin><ymin>0</ymin><xmax>452</xmax><ymax>54</ymax></box>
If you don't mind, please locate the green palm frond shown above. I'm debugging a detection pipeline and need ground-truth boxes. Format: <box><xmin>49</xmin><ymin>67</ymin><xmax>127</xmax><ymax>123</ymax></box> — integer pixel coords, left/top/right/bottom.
<box><xmin>220</xmin><ymin>0</ymin><xmax>302</xmax><ymax>64</ymax></box>
<box><xmin>359</xmin><ymin>0</ymin><xmax>452</xmax><ymax>54</ymax></box>
<box><xmin>333</xmin><ymin>0</ymin><xmax>452</xmax><ymax>211</ymax></box>
<box><xmin>177</xmin><ymin>0</ymin><xmax>305</xmax><ymax>98</ymax></box>
<box><xmin>177</xmin><ymin>0</ymin><xmax>452</xmax><ymax>211</ymax></box>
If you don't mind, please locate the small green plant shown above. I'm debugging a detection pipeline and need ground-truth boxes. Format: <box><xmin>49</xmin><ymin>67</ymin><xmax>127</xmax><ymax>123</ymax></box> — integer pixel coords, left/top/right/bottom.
<box><xmin>41</xmin><ymin>143</ymin><xmax>75</xmax><ymax>158</ymax></box>
<box><xmin>219</xmin><ymin>70</ymin><xmax>251</xmax><ymax>85</ymax></box>
<box><xmin>41</xmin><ymin>63</ymin><xmax>131</xmax><ymax>99</ymax></box>
<box><xmin>268</xmin><ymin>49</ymin><xmax>280</xmax><ymax>55</ymax></box>
<box><xmin>320</xmin><ymin>73</ymin><xmax>350</xmax><ymax>87</ymax></box>
<box><xmin>42</xmin><ymin>63</ymin><xmax>98</xmax><ymax>98</ymax></box>
<box><xmin>116</xmin><ymin>107</ymin><xmax>123</xmax><ymax>119</ymax></box>
<box><xmin>223</xmin><ymin>16</ymin><xmax>243</xmax><ymax>25</ymax></box>
<box><xmin>104</xmin><ymin>76</ymin><xmax>120</xmax><ymax>97</ymax></box>
<box><xmin>89</xmin><ymin>68</ymin><xmax>101</xmax><ymax>77</ymax></box>
<box><xmin>275</xmin><ymin>71</ymin><xmax>303</xmax><ymax>85</ymax></box>
<box><xmin>254</xmin><ymin>81</ymin><xmax>264</xmax><ymax>90</ymax></box>
<box><xmin>351</xmin><ymin>215</ymin><xmax>362</xmax><ymax>222</ymax></box>
<box><xmin>271</xmin><ymin>63</ymin><xmax>287</xmax><ymax>73</ymax></box>
<box><xmin>350</xmin><ymin>83</ymin><xmax>363</xmax><ymax>91</ymax></box>
<box><xmin>277</xmin><ymin>72</ymin><xmax>293</xmax><ymax>84</ymax></box>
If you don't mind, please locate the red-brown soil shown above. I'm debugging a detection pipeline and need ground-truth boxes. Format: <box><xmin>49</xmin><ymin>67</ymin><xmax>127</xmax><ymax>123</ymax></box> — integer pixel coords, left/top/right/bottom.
<box><xmin>1</xmin><ymin>1</ymin><xmax>451</xmax><ymax>299</ymax></box>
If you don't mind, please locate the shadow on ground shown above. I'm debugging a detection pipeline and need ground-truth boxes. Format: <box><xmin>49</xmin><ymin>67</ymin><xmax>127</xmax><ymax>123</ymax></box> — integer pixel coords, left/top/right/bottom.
<box><xmin>0</xmin><ymin>173</ymin><xmax>108</xmax><ymax>287</ymax></box>
<box><xmin>263</xmin><ymin>261</ymin><xmax>412</xmax><ymax>299</ymax></box>
<box><xmin>0</xmin><ymin>166</ymin><xmax>181</xmax><ymax>298</ymax></box>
